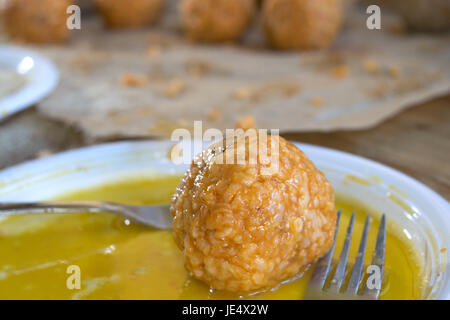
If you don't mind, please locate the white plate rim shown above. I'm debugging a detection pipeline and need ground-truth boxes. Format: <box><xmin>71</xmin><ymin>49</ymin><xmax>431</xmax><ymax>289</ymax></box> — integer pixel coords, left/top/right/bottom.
<box><xmin>0</xmin><ymin>45</ymin><xmax>59</xmax><ymax>120</ymax></box>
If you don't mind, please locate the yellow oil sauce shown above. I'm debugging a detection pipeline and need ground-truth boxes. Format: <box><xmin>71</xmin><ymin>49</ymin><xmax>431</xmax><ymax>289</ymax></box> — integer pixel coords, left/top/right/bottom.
<box><xmin>0</xmin><ymin>176</ymin><xmax>423</xmax><ymax>299</ymax></box>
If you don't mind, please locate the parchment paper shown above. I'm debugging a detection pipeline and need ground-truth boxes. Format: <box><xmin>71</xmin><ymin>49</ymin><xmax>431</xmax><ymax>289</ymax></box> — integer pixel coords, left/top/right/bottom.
<box><xmin>3</xmin><ymin>4</ymin><xmax>449</xmax><ymax>139</ymax></box>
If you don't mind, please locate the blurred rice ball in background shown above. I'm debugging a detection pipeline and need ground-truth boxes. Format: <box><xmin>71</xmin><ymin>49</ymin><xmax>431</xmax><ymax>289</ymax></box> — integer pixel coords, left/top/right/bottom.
<box><xmin>94</xmin><ymin>0</ymin><xmax>165</xmax><ymax>28</ymax></box>
<box><xmin>1</xmin><ymin>0</ymin><xmax>72</xmax><ymax>43</ymax></box>
<box><xmin>180</xmin><ymin>0</ymin><xmax>256</xmax><ymax>43</ymax></box>
<box><xmin>262</xmin><ymin>0</ymin><xmax>343</xmax><ymax>50</ymax></box>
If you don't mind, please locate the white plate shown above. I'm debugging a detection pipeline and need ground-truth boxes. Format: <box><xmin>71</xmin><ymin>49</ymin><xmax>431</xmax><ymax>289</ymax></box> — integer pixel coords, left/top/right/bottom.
<box><xmin>0</xmin><ymin>140</ymin><xmax>448</xmax><ymax>299</ymax></box>
<box><xmin>0</xmin><ymin>45</ymin><xmax>59</xmax><ymax>120</ymax></box>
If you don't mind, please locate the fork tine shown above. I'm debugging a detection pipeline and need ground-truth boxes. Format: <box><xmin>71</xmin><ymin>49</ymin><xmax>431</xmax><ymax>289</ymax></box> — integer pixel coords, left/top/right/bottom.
<box><xmin>328</xmin><ymin>211</ymin><xmax>355</xmax><ymax>293</ymax></box>
<box><xmin>363</xmin><ymin>214</ymin><xmax>386</xmax><ymax>299</ymax></box>
<box><xmin>347</xmin><ymin>213</ymin><xmax>371</xmax><ymax>294</ymax></box>
<box><xmin>308</xmin><ymin>210</ymin><xmax>341</xmax><ymax>289</ymax></box>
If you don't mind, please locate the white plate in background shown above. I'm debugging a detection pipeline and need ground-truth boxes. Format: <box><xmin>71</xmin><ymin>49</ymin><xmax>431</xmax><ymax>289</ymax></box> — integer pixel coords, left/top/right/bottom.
<box><xmin>0</xmin><ymin>140</ymin><xmax>448</xmax><ymax>299</ymax></box>
<box><xmin>0</xmin><ymin>45</ymin><xmax>59</xmax><ymax>121</ymax></box>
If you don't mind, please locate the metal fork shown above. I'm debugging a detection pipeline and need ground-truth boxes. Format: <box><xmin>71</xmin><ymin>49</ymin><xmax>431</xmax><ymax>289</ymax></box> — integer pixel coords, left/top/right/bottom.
<box><xmin>304</xmin><ymin>211</ymin><xmax>386</xmax><ymax>300</ymax></box>
<box><xmin>0</xmin><ymin>201</ymin><xmax>173</xmax><ymax>229</ymax></box>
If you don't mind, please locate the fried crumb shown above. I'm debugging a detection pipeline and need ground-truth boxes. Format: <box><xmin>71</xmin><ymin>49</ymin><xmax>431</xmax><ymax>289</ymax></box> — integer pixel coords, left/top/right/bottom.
<box><xmin>235</xmin><ymin>115</ymin><xmax>256</xmax><ymax>130</ymax></box>
<box><xmin>363</xmin><ymin>59</ymin><xmax>380</xmax><ymax>74</ymax></box>
<box><xmin>311</xmin><ymin>96</ymin><xmax>324</xmax><ymax>107</ymax></box>
<box><xmin>331</xmin><ymin>65</ymin><xmax>349</xmax><ymax>79</ymax></box>
<box><xmin>388</xmin><ymin>65</ymin><xmax>401</xmax><ymax>78</ymax></box>
<box><xmin>120</xmin><ymin>72</ymin><xmax>149</xmax><ymax>87</ymax></box>
<box><xmin>163</xmin><ymin>78</ymin><xmax>186</xmax><ymax>98</ymax></box>
<box><xmin>207</xmin><ymin>108</ymin><xmax>223</xmax><ymax>121</ymax></box>
<box><xmin>146</xmin><ymin>45</ymin><xmax>161</xmax><ymax>59</ymax></box>
<box><xmin>233</xmin><ymin>87</ymin><xmax>253</xmax><ymax>100</ymax></box>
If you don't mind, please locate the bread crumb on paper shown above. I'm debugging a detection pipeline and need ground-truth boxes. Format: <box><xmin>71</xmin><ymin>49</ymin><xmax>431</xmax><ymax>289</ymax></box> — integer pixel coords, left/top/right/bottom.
<box><xmin>363</xmin><ymin>59</ymin><xmax>380</xmax><ymax>74</ymax></box>
<box><xmin>311</xmin><ymin>96</ymin><xmax>324</xmax><ymax>107</ymax></box>
<box><xmin>388</xmin><ymin>65</ymin><xmax>401</xmax><ymax>78</ymax></box>
<box><xmin>119</xmin><ymin>72</ymin><xmax>149</xmax><ymax>87</ymax></box>
<box><xmin>233</xmin><ymin>87</ymin><xmax>253</xmax><ymax>100</ymax></box>
<box><xmin>235</xmin><ymin>115</ymin><xmax>256</xmax><ymax>130</ymax></box>
<box><xmin>207</xmin><ymin>108</ymin><xmax>223</xmax><ymax>121</ymax></box>
<box><xmin>163</xmin><ymin>78</ymin><xmax>186</xmax><ymax>98</ymax></box>
<box><xmin>331</xmin><ymin>65</ymin><xmax>349</xmax><ymax>79</ymax></box>
<box><xmin>146</xmin><ymin>45</ymin><xmax>161</xmax><ymax>59</ymax></box>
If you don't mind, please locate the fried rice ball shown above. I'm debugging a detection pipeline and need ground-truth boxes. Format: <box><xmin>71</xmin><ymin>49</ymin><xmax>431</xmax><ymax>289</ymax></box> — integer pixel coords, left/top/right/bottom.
<box><xmin>94</xmin><ymin>0</ymin><xmax>164</xmax><ymax>28</ymax></box>
<box><xmin>262</xmin><ymin>0</ymin><xmax>342</xmax><ymax>50</ymax></box>
<box><xmin>171</xmin><ymin>131</ymin><xmax>337</xmax><ymax>292</ymax></box>
<box><xmin>180</xmin><ymin>0</ymin><xmax>256</xmax><ymax>42</ymax></box>
<box><xmin>2</xmin><ymin>0</ymin><xmax>72</xmax><ymax>43</ymax></box>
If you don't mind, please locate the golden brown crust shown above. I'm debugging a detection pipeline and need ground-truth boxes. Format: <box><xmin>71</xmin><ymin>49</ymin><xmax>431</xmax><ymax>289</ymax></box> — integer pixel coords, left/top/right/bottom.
<box><xmin>94</xmin><ymin>0</ymin><xmax>164</xmax><ymax>28</ymax></box>
<box><xmin>262</xmin><ymin>0</ymin><xmax>342</xmax><ymax>50</ymax></box>
<box><xmin>2</xmin><ymin>0</ymin><xmax>72</xmax><ymax>43</ymax></box>
<box><xmin>171</xmin><ymin>132</ymin><xmax>336</xmax><ymax>292</ymax></box>
<box><xmin>180</xmin><ymin>0</ymin><xmax>255</xmax><ymax>42</ymax></box>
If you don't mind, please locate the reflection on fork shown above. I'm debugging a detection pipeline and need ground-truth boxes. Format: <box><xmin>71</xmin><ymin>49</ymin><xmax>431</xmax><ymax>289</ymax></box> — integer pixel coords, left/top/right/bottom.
<box><xmin>304</xmin><ymin>211</ymin><xmax>386</xmax><ymax>300</ymax></box>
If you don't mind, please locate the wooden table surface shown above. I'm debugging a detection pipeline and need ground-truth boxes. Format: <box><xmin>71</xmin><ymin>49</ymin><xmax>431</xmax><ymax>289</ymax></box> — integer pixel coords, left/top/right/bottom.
<box><xmin>0</xmin><ymin>95</ymin><xmax>449</xmax><ymax>201</ymax></box>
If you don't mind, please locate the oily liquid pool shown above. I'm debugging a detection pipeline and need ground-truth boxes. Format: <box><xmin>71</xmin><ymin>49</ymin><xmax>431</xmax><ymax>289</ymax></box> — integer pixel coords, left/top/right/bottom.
<box><xmin>0</xmin><ymin>176</ymin><xmax>423</xmax><ymax>299</ymax></box>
